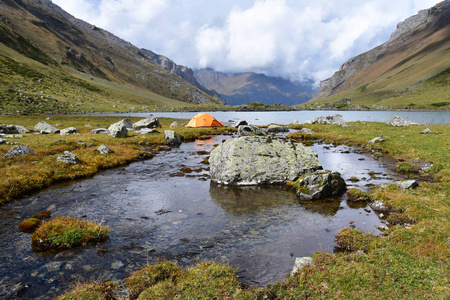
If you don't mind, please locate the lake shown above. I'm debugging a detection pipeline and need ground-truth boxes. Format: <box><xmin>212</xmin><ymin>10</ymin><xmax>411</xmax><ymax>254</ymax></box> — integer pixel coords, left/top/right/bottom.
<box><xmin>91</xmin><ymin>110</ymin><xmax>450</xmax><ymax>125</ymax></box>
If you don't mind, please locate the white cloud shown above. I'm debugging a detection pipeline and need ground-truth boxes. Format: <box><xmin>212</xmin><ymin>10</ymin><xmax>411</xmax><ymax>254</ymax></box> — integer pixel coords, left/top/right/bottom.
<box><xmin>52</xmin><ymin>0</ymin><xmax>440</xmax><ymax>84</ymax></box>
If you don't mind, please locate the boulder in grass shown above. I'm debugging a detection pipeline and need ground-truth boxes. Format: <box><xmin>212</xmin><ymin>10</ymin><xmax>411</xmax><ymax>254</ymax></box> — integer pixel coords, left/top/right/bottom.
<box><xmin>97</xmin><ymin>144</ymin><xmax>113</xmax><ymax>154</ymax></box>
<box><xmin>34</xmin><ymin>121</ymin><xmax>59</xmax><ymax>134</ymax></box>
<box><xmin>300</xmin><ymin>128</ymin><xmax>314</xmax><ymax>135</ymax></box>
<box><xmin>267</xmin><ymin>125</ymin><xmax>289</xmax><ymax>133</ymax></box>
<box><xmin>90</xmin><ymin>128</ymin><xmax>110</xmax><ymax>134</ymax></box>
<box><xmin>60</xmin><ymin>127</ymin><xmax>80</xmax><ymax>136</ymax></box>
<box><xmin>421</xmin><ymin>128</ymin><xmax>432</xmax><ymax>134</ymax></box>
<box><xmin>368</xmin><ymin>137</ymin><xmax>385</xmax><ymax>144</ymax></box>
<box><xmin>0</xmin><ymin>124</ymin><xmax>30</xmax><ymax>134</ymax></box>
<box><xmin>164</xmin><ymin>130</ymin><xmax>182</xmax><ymax>145</ymax></box>
<box><xmin>57</xmin><ymin>151</ymin><xmax>80</xmax><ymax>165</ymax></box>
<box><xmin>133</xmin><ymin>117</ymin><xmax>161</xmax><ymax>130</ymax></box>
<box><xmin>387</xmin><ymin>116</ymin><xmax>417</xmax><ymax>127</ymax></box>
<box><xmin>3</xmin><ymin>145</ymin><xmax>34</xmax><ymax>159</ymax></box>
<box><xmin>393</xmin><ymin>180</ymin><xmax>419</xmax><ymax>190</ymax></box>
<box><xmin>108</xmin><ymin>122</ymin><xmax>128</xmax><ymax>138</ymax></box>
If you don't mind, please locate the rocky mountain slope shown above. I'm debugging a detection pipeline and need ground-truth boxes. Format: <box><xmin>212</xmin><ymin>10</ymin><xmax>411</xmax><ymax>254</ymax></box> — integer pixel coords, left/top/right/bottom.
<box><xmin>309</xmin><ymin>1</ymin><xmax>450</xmax><ymax>110</ymax></box>
<box><xmin>0</xmin><ymin>0</ymin><xmax>220</xmax><ymax>114</ymax></box>
<box><xmin>195</xmin><ymin>69</ymin><xmax>316</xmax><ymax>106</ymax></box>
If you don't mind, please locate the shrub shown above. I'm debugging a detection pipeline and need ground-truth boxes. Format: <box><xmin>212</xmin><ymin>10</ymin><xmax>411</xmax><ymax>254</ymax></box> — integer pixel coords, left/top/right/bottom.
<box><xmin>31</xmin><ymin>217</ymin><xmax>108</xmax><ymax>251</ymax></box>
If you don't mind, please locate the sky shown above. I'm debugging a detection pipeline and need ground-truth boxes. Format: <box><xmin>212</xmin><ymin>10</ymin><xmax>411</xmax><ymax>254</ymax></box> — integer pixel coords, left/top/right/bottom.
<box><xmin>52</xmin><ymin>0</ymin><xmax>439</xmax><ymax>85</ymax></box>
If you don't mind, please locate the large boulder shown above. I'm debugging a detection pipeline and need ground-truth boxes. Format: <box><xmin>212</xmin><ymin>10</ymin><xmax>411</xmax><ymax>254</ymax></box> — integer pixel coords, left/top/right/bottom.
<box><xmin>209</xmin><ymin>136</ymin><xmax>322</xmax><ymax>185</ymax></box>
<box><xmin>108</xmin><ymin>121</ymin><xmax>128</xmax><ymax>138</ymax></box>
<box><xmin>307</xmin><ymin>114</ymin><xmax>346</xmax><ymax>126</ymax></box>
<box><xmin>60</xmin><ymin>127</ymin><xmax>80</xmax><ymax>136</ymax></box>
<box><xmin>164</xmin><ymin>130</ymin><xmax>182</xmax><ymax>145</ymax></box>
<box><xmin>0</xmin><ymin>124</ymin><xmax>30</xmax><ymax>134</ymax></box>
<box><xmin>133</xmin><ymin>117</ymin><xmax>161</xmax><ymax>130</ymax></box>
<box><xmin>237</xmin><ymin>125</ymin><xmax>268</xmax><ymax>136</ymax></box>
<box><xmin>34</xmin><ymin>121</ymin><xmax>59</xmax><ymax>134</ymax></box>
<box><xmin>3</xmin><ymin>145</ymin><xmax>34</xmax><ymax>159</ymax></box>
<box><xmin>388</xmin><ymin>116</ymin><xmax>417</xmax><ymax>127</ymax></box>
<box><xmin>233</xmin><ymin>120</ymin><xmax>248</xmax><ymax>128</ymax></box>
<box><xmin>294</xmin><ymin>170</ymin><xmax>347</xmax><ymax>200</ymax></box>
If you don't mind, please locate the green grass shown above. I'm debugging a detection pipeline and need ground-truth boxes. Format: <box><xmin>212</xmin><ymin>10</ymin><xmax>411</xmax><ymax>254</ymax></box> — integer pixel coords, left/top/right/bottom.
<box><xmin>31</xmin><ymin>216</ymin><xmax>109</xmax><ymax>251</ymax></box>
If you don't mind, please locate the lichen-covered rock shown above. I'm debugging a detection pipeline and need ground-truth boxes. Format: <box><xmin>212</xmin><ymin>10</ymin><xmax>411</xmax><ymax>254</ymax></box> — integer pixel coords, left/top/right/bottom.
<box><xmin>291</xmin><ymin>257</ymin><xmax>314</xmax><ymax>276</ymax></box>
<box><xmin>34</xmin><ymin>121</ymin><xmax>59</xmax><ymax>134</ymax></box>
<box><xmin>0</xmin><ymin>124</ymin><xmax>30</xmax><ymax>134</ymax></box>
<box><xmin>294</xmin><ymin>170</ymin><xmax>347</xmax><ymax>200</ymax></box>
<box><xmin>60</xmin><ymin>127</ymin><xmax>80</xmax><ymax>136</ymax></box>
<box><xmin>3</xmin><ymin>145</ymin><xmax>34</xmax><ymax>158</ymax></box>
<box><xmin>300</xmin><ymin>128</ymin><xmax>314</xmax><ymax>135</ymax></box>
<box><xmin>237</xmin><ymin>125</ymin><xmax>268</xmax><ymax>136</ymax></box>
<box><xmin>393</xmin><ymin>180</ymin><xmax>419</xmax><ymax>190</ymax></box>
<box><xmin>388</xmin><ymin>116</ymin><xmax>417</xmax><ymax>127</ymax></box>
<box><xmin>267</xmin><ymin>125</ymin><xmax>289</xmax><ymax>133</ymax></box>
<box><xmin>97</xmin><ymin>144</ymin><xmax>113</xmax><ymax>154</ymax></box>
<box><xmin>57</xmin><ymin>151</ymin><xmax>80</xmax><ymax>165</ymax></box>
<box><xmin>210</xmin><ymin>136</ymin><xmax>322</xmax><ymax>185</ymax></box>
<box><xmin>108</xmin><ymin>121</ymin><xmax>128</xmax><ymax>138</ymax></box>
<box><xmin>307</xmin><ymin>114</ymin><xmax>346</xmax><ymax>126</ymax></box>
<box><xmin>133</xmin><ymin>117</ymin><xmax>161</xmax><ymax>130</ymax></box>
<box><xmin>164</xmin><ymin>130</ymin><xmax>182</xmax><ymax>145</ymax></box>
<box><xmin>90</xmin><ymin>128</ymin><xmax>110</xmax><ymax>134</ymax></box>
<box><xmin>368</xmin><ymin>137</ymin><xmax>385</xmax><ymax>144</ymax></box>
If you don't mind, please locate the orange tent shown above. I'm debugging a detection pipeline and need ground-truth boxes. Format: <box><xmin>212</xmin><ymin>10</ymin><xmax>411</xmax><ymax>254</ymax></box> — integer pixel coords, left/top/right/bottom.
<box><xmin>186</xmin><ymin>113</ymin><xmax>224</xmax><ymax>127</ymax></box>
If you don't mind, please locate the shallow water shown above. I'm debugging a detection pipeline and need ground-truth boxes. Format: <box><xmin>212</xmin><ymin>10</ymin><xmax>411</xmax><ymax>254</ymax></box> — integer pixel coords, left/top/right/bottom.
<box><xmin>0</xmin><ymin>134</ymin><xmax>403</xmax><ymax>298</ymax></box>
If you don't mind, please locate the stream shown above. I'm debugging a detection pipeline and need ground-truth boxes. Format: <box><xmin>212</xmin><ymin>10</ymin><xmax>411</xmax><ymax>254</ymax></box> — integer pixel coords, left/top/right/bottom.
<box><xmin>0</xmin><ymin>133</ymin><xmax>403</xmax><ymax>299</ymax></box>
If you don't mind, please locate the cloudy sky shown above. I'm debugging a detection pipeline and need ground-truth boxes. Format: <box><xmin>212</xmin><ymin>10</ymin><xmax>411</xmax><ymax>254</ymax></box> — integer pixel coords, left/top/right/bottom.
<box><xmin>52</xmin><ymin>0</ymin><xmax>439</xmax><ymax>85</ymax></box>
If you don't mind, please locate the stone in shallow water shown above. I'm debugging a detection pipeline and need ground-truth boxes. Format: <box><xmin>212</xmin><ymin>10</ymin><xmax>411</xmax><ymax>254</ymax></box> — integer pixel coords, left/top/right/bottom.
<box><xmin>209</xmin><ymin>136</ymin><xmax>322</xmax><ymax>185</ymax></box>
<box><xmin>295</xmin><ymin>170</ymin><xmax>347</xmax><ymax>200</ymax></box>
<box><xmin>164</xmin><ymin>130</ymin><xmax>182</xmax><ymax>145</ymax></box>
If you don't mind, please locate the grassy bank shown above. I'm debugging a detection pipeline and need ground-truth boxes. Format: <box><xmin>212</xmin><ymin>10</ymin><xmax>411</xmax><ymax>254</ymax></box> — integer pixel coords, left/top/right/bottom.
<box><xmin>0</xmin><ymin>115</ymin><xmax>234</xmax><ymax>204</ymax></box>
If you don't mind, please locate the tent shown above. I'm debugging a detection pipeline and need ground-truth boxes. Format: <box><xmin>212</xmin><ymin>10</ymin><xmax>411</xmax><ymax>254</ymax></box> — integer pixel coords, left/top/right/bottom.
<box><xmin>186</xmin><ymin>113</ymin><xmax>224</xmax><ymax>128</ymax></box>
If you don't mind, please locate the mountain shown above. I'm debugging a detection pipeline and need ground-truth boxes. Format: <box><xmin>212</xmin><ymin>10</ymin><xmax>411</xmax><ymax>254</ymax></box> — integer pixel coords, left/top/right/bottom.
<box><xmin>195</xmin><ymin>69</ymin><xmax>316</xmax><ymax>106</ymax></box>
<box><xmin>0</xmin><ymin>0</ymin><xmax>220</xmax><ymax>114</ymax></box>
<box><xmin>309</xmin><ymin>1</ymin><xmax>450</xmax><ymax>110</ymax></box>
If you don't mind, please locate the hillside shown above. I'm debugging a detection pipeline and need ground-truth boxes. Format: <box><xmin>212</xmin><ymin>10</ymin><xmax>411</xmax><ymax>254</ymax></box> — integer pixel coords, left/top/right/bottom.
<box><xmin>0</xmin><ymin>0</ymin><xmax>220</xmax><ymax>114</ymax></box>
<box><xmin>307</xmin><ymin>1</ymin><xmax>450</xmax><ymax>110</ymax></box>
<box><xmin>195</xmin><ymin>69</ymin><xmax>316</xmax><ymax>106</ymax></box>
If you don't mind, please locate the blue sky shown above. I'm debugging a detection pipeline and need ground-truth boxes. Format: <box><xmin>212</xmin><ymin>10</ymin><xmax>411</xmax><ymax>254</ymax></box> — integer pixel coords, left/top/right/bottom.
<box><xmin>52</xmin><ymin>0</ymin><xmax>439</xmax><ymax>85</ymax></box>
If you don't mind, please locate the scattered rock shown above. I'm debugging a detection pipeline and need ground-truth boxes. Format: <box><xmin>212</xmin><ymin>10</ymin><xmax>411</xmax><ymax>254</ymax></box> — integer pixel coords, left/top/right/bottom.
<box><xmin>164</xmin><ymin>130</ymin><xmax>182</xmax><ymax>145</ymax></box>
<box><xmin>387</xmin><ymin>116</ymin><xmax>417</xmax><ymax>127</ymax></box>
<box><xmin>307</xmin><ymin>114</ymin><xmax>346</xmax><ymax>126</ymax></box>
<box><xmin>369</xmin><ymin>200</ymin><xmax>389</xmax><ymax>213</ymax></box>
<box><xmin>294</xmin><ymin>170</ymin><xmax>347</xmax><ymax>200</ymax></box>
<box><xmin>291</xmin><ymin>257</ymin><xmax>314</xmax><ymax>276</ymax></box>
<box><xmin>0</xmin><ymin>136</ymin><xmax>7</xmax><ymax>144</ymax></box>
<box><xmin>421</xmin><ymin>128</ymin><xmax>432</xmax><ymax>134</ymax></box>
<box><xmin>3</xmin><ymin>145</ymin><xmax>34</xmax><ymax>158</ymax></box>
<box><xmin>90</xmin><ymin>128</ymin><xmax>110</xmax><ymax>134</ymax></box>
<box><xmin>170</xmin><ymin>121</ymin><xmax>179</xmax><ymax>128</ymax></box>
<box><xmin>237</xmin><ymin>125</ymin><xmax>268</xmax><ymax>136</ymax></box>
<box><xmin>57</xmin><ymin>151</ymin><xmax>81</xmax><ymax>165</ymax></box>
<box><xmin>267</xmin><ymin>125</ymin><xmax>289</xmax><ymax>133</ymax></box>
<box><xmin>210</xmin><ymin>136</ymin><xmax>322</xmax><ymax>185</ymax></box>
<box><xmin>133</xmin><ymin>117</ymin><xmax>161</xmax><ymax>130</ymax></box>
<box><xmin>291</xmin><ymin>120</ymin><xmax>301</xmax><ymax>125</ymax></box>
<box><xmin>393</xmin><ymin>180</ymin><xmax>419</xmax><ymax>190</ymax></box>
<box><xmin>108</xmin><ymin>121</ymin><xmax>128</xmax><ymax>138</ymax></box>
<box><xmin>0</xmin><ymin>124</ymin><xmax>30</xmax><ymax>134</ymax></box>
<box><xmin>97</xmin><ymin>144</ymin><xmax>113</xmax><ymax>154</ymax></box>
<box><xmin>233</xmin><ymin>120</ymin><xmax>248</xmax><ymax>128</ymax></box>
<box><xmin>34</xmin><ymin>121</ymin><xmax>59</xmax><ymax>134</ymax></box>
<box><xmin>60</xmin><ymin>127</ymin><xmax>80</xmax><ymax>136</ymax></box>
<box><xmin>138</xmin><ymin>128</ymin><xmax>159</xmax><ymax>134</ymax></box>
<box><xmin>299</xmin><ymin>128</ymin><xmax>314</xmax><ymax>135</ymax></box>
<box><xmin>368</xmin><ymin>137</ymin><xmax>385</xmax><ymax>144</ymax></box>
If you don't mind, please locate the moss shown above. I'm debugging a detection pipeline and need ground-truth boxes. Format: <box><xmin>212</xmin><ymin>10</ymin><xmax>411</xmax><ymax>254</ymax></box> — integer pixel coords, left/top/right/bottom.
<box><xmin>56</xmin><ymin>282</ymin><xmax>116</xmax><ymax>300</ymax></box>
<box><xmin>396</xmin><ymin>162</ymin><xmax>421</xmax><ymax>175</ymax></box>
<box><xmin>348</xmin><ymin>176</ymin><xmax>360</xmax><ymax>182</ymax></box>
<box><xmin>32</xmin><ymin>211</ymin><xmax>51</xmax><ymax>219</ymax></box>
<box><xmin>125</xmin><ymin>261</ymin><xmax>182</xmax><ymax>299</ymax></box>
<box><xmin>31</xmin><ymin>217</ymin><xmax>109</xmax><ymax>251</ymax></box>
<box><xmin>335</xmin><ymin>228</ymin><xmax>375</xmax><ymax>252</ymax></box>
<box><xmin>347</xmin><ymin>188</ymin><xmax>371</xmax><ymax>202</ymax></box>
<box><xmin>18</xmin><ymin>218</ymin><xmax>42</xmax><ymax>233</ymax></box>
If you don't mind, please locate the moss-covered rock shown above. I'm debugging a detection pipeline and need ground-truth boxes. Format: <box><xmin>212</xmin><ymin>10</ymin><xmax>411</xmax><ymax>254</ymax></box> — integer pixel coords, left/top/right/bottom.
<box><xmin>18</xmin><ymin>218</ymin><xmax>42</xmax><ymax>233</ymax></box>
